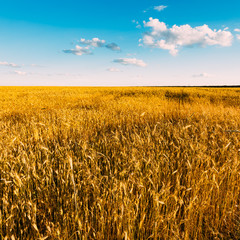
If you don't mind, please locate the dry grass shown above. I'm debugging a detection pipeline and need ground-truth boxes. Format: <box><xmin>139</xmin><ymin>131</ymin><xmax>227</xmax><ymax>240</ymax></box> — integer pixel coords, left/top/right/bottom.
<box><xmin>0</xmin><ymin>87</ymin><xmax>240</xmax><ymax>239</ymax></box>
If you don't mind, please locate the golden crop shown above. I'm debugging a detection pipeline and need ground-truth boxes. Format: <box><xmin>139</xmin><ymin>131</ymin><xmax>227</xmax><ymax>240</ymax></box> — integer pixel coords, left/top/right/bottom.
<box><xmin>0</xmin><ymin>87</ymin><xmax>240</xmax><ymax>239</ymax></box>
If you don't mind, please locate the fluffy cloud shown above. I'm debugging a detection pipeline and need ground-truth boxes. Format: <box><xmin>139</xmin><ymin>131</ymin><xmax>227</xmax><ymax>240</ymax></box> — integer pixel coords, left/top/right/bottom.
<box><xmin>79</xmin><ymin>38</ymin><xmax>106</xmax><ymax>47</ymax></box>
<box><xmin>14</xmin><ymin>70</ymin><xmax>27</xmax><ymax>75</ymax></box>
<box><xmin>0</xmin><ymin>61</ymin><xmax>19</xmax><ymax>67</ymax></box>
<box><xmin>192</xmin><ymin>73</ymin><xmax>215</xmax><ymax>78</ymax></box>
<box><xmin>105</xmin><ymin>43</ymin><xmax>121</xmax><ymax>51</ymax></box>
<box><xmin>154</xmin><ymin>5</ymin><xmax>167</xmax><ymax>11</ymax></box>
<box><xmin>132</xmin><ymin>20</ymin><xmax>142</xmax><ymax>29</ymax></box>
<box><xmin>63</xmin><ymin>45</ymin><xmax>92</xmax><ymax>56</ymax></box>
<box><xmin>233</xmin><ymin>29</ymin><xmax>240</xmax><ymax>40</ymax></box>
<box><xmin>141</xmin><ymin>18</ymin><xmax>233</xmax><ymax>55</ymax></box>
<box><xmin>63</xmin><ymin>38</ymin><xmax>121</xmax><ymax>55</ymax></box>
<box><xmin>144</xmin><ymin>5</ymin><xmax>167</xmax><ymax>13</ymax></box>
<box><xmin>113</xmin><ymin>58</ymin><xmax>147</xmax><ymax>67</ymax></box>
<box><xmin>106</xmin><ymin>67</ymin><xmax>121</xmax><ymax>72</ymax></box>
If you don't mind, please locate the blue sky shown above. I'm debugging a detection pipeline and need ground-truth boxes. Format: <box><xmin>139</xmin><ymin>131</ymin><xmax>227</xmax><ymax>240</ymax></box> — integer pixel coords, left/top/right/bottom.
<box><xmin>0</xmin><ymin>0</ymin><xmax>240</xmax><ymax>86</ymax></box>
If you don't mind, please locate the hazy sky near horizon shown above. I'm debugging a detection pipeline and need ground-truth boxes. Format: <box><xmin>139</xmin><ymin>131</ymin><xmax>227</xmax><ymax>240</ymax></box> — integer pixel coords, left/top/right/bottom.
<box><xmin>0</xmin><ymin>0</ymin><xmax>240</xmax><ymax>86</ymax></box>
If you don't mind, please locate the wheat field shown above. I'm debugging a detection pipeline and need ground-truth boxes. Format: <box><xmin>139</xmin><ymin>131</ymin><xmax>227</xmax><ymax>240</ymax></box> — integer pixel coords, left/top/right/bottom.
<box><xmin>0</xmin><ymin>87</ymin><xmax>240</xmax><ymax>239</ymax></box>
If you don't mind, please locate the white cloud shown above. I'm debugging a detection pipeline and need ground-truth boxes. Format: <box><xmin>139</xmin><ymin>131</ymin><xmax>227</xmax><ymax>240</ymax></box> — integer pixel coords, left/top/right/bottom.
<box><xmin>30</xmin><ymin>64</ymin><xmax>44</xmax><ymax>67</ymax></box>
<box><xmin>55</xmin><ymin>73</ymin><xmax>82</xmax><ymax>77</ymax></box>
<box><xmin>63</xmin><ymin>38</ymin><xmax>121</xmax><ymax>55</ymax></box>
<box><xmin>106</xmin><ymin>67</ymin><xmax>121</xmax><ymax>72</ymax></box>
<box><xmin>236</xmin><ymin>34</ymin><xmax>240</xmax><ymax>40</ymax></box>
<box><xmin>192</xmin><ymin>73</ymin><xmax>215</xmax><ymax>78</ymax></box>
<box><xmin>126</xmin><ymin>53</ymin><xmax>137</xmax><ymax>56</ymax></box>
<box><xmin>63</xmin><ymin>45</ymin><xmax>93</xmax><ymax>55</ymax></box>
<box><xmin>132</xmin><ymin>20</ymin><xmax>142</xmax><ymax>29</ymax></box>
<box><xmin>154</xmin><ymin>5</ymin><xmax>167</xmax><ymax>12</ymax></box>
<box><xmin>79</xmin><ymin>38</ymin><xmax>106</xmax><ymax>48</ymax></box>
<box><xmin>105</xmin><ymin>43</ymin><xmax>121</xmax><ymax>51</ymax></box>
<box><xmin>132</xmin><ymin>20</ymin><xmax>139</xmax><ymax>24</ymax></box>
<box><xmin>141</xmin><ymin>18</ymin><xmax>233</xmax><ymax>56</ymax></box>
<box><xmin>0</xmin><ymin>61</ymin><xmax>20</xmax><ymax>68</ymax></box>
<box><xmin>143</xmin><ymin>5</ymin><xmax>167</xmax><ymax>13</ymax></box>
<box><xmin>113</xmin><ymin>58</ymin><xmax>147</xmax><ymax>67</ymax></box>
<box><xmin>234</xmin><ymin>28</ymin><xmax>240</xmax><ymax>32</ymax></box>
<box><xmin>79</xmin><ymin>38</ymin><xmax>120</xmax><ymax>51</ymax></box>
<box><xmin>14</xmin><ymin>70</ymin><xmax>27</xmax><ymax>76</ymax></box>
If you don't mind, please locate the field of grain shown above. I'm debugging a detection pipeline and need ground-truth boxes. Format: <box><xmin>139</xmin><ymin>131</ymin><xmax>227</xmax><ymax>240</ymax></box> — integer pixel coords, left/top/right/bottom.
<box><xmin>0</xmin><ymin>87</ymin><xmax>240</xmax><ymax>239</ymax></box>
